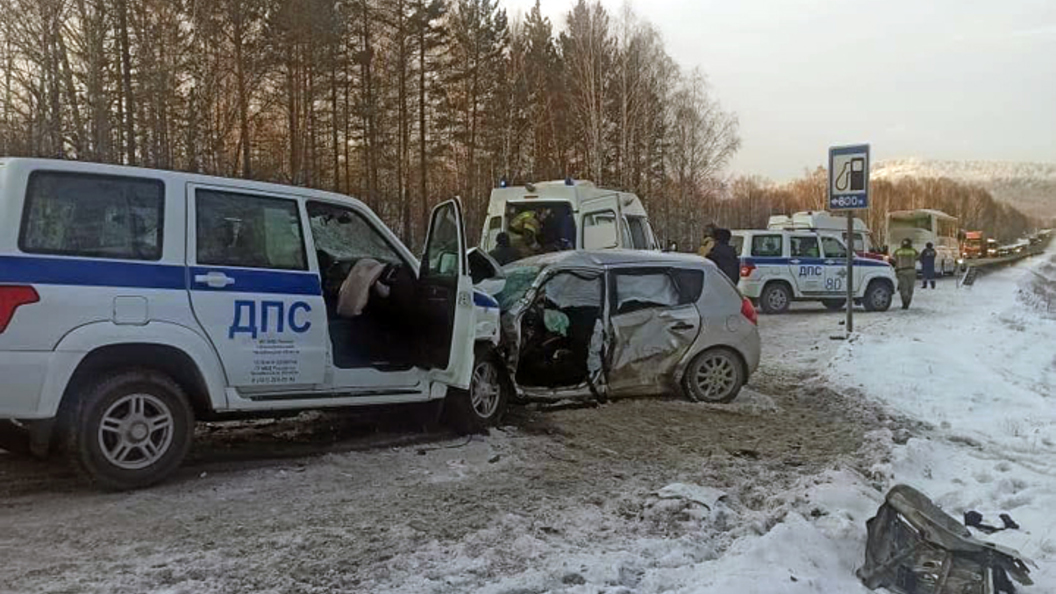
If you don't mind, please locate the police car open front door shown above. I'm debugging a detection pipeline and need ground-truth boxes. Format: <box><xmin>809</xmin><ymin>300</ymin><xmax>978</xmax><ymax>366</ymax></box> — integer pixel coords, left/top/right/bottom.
<box><xmin>580</xmin><ymin>194</ymin><xmax>625</xmax><ymax>250</ymax></box>
<box><xmin>186</xmin><ymin>184</ymin><xmax>327</xmax><ymax>391</ymax></box>
<box><xmin>420</xmin><ymin>199</ymin><xmax>475</xmax><ymax>389</ymax></box>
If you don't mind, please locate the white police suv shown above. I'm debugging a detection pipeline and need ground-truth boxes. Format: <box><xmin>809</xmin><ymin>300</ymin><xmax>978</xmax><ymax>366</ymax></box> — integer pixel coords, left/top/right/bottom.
<box><xmin>731</xmin><ymin>229</ymin><xmax>896</xmax><ymax>314</ymax></box>
<box><xmin>0</xmin><ymin>158</ymin><xmax>505</xmax><ymax>489</ymax></box>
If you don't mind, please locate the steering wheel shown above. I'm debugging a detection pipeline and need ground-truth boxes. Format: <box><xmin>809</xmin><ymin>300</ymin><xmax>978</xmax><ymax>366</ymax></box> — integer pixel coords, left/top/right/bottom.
<box><xmin>324</xmin><ymin>259</ymin><xmax>353</xmax><ymax>297</ymax></box>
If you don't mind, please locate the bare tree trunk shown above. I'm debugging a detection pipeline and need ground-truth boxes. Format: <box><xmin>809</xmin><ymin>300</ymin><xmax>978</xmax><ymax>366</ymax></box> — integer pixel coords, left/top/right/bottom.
<box><xmin>330</xmin><ymin>43</ymin><xmax>340</xmax><ymax>192</ymax></box>
<box><xmin>287</xmin><ymin>42</ymin><xmax>299</xmax><ymax>182</ymax></box>
<box><xmin>359</xmin><ymin>0</ymin><xmax>375</xmax><ymax>207</ymax></box>
<box><xmin>417</xmin><ymin>0</ymin><xmax>428</xmax><ymax>243</ymax></box>
<box><xmin>233</xmin><ymin>4</ymin><xmax>251</xmax><ymax>177</ymax></box>
<box><xmin>397</xmin><ymin>0</ymin><xmax>410</xmax><ymax>241</ymax></box>
<box><xmin>116</xmin><ymin>0</ymin><xmax>136</xmax><ymax>164</ymax></box>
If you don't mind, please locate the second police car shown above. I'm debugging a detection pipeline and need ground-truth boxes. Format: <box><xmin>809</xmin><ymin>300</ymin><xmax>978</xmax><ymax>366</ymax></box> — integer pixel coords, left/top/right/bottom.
<box><xmin>731</xmin><ymin>229</ymin><xmax>897</xmax><ymax>314</ymax></box>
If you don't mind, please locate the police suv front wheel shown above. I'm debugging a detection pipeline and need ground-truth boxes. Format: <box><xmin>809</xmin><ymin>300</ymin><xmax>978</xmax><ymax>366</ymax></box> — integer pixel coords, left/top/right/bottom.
<box><xmin>443</xmin><ymin>347</ymin><xmax>508</xmax><ymax>434</ymax></box>
<box><xmin>65</xmin><ymin>370</ymin><xmax>194</xmax><ymax>490</ymax></box>
<box><xmin>863</xmin><ymin>280</ymin><xmax>894</xmax><ymax>312</ymax></box>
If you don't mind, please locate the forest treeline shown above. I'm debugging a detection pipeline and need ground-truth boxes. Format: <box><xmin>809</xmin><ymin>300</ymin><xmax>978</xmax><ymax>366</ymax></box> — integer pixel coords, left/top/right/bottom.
<box><xmin>0</xmin><ymin>0</ymin><xmax>739</xmax><ymax>245</ymax></box>
<box><xmin>0</xmin><ymin>0</ymin><xmax>1036</xmax><ymax>249</ymax></box>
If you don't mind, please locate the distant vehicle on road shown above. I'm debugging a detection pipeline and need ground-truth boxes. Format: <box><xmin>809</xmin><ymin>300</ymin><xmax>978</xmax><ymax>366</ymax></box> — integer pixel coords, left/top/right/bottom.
<box><xmin>768</xmin><ymin>211</ymin><xmax>886</xmax><ymax>261</ymax></box>
<box><xmin>962</xmin><ymin>231</ymin><xmax>985</xmax><ymax>259</ymax></box>
<box><xmin>886</xmin><ymin>209</ymin><xmax>960</xmax><ymax>275</ymax></box>
<box><xmin>480</xmin><ymin>179</ymin><xmax>657</xmax><ymax>261</ymax></box>
<box><xmin>731</xmin><ymin>229</ymin><xmax>897</xmax><ymax>314</ymax></box>
<box><xmin>494</xmin><ymin>250</ymin><xmax>759</xmax><ymax>404</ymax></box>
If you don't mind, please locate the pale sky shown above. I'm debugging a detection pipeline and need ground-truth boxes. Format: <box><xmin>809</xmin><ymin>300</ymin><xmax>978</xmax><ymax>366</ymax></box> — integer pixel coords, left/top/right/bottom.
<box><xmin>504</xmin><ymin>0</ymin><xmax>1056</xmax><ymax>181</ymax></box>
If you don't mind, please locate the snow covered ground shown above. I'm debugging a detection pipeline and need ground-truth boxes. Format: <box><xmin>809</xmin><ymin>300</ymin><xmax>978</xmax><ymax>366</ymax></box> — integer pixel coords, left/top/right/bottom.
<box><xmin>2</xmin><ymin>252</ymin><xmax>1053</xmax><ymax>593</ymax></box>
<box><xmin>823</xmin><ymin>253</ymin><xmax>1056</xmax><ymax>591</ymax></box>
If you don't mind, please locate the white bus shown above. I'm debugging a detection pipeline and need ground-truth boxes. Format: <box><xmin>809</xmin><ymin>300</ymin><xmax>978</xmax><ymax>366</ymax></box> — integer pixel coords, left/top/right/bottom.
<box><xmin>886</xmin><ymin>209</ymin><xmax>960</xmax><ymax>275</ymax></box>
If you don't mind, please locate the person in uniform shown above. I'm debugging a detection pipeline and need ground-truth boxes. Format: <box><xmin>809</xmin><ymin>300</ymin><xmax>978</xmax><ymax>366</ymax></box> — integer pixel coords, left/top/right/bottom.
<box><xmin>919</xmin><ymin>241</ymin><xmax>937</xmax><ymax>289</ymax></box>
<box><xmin>698</xmin><ymin>223</ymin><xmax>718</xmax><ymax>257</ymax></box>
<box><xmin>508</xmin><ymin>210</ymin><xmax>541</xmax><ymax>256</ymax></box>
<box><xmin>706</xmin><ymin>228</ymin><xmax>740</xmax><ymax>284</ymax></box>
<box><xmin>893</xmin><ymin>238</ymin><xmax>919</xmax><ymax>309</ymax></box>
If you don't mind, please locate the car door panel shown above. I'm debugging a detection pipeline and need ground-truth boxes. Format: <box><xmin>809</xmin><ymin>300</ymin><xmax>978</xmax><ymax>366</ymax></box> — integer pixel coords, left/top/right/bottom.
<box><xmin>606</xmin><ymin>269</ymin><xmax>700</xmax><ymax>397</ymax></box>
<box><xmin>186</xmin><ymin>184</ymin><xmax>327</xmax><ymax>393</ymax></box>
<box><xmin>820</xmin><ymin>236</ymin><xmax>850</xmax><ymax>295</ymax></box>
<box><xmin>788</xmin><ymin>235</ymin><xmax>824</xmax><ymax>294</ymax></box>
<box><xmin>421</xmin><ymin>199</ymin><xmax>475</xmax><ymax>389</ymax></box>
<box><xmin>304</xmin><ymin>199</ymin><xmax>426</xmax><ymax>393</ymax></box>
<box><xmin>580</xmin><ymin>193</ymin><xmax>624</xmax><ymax>249</ymax></box>
<box><xmin>513</xmin><ymin>269</ymin><xmax>605</xmax><ymax>393</ymax></box>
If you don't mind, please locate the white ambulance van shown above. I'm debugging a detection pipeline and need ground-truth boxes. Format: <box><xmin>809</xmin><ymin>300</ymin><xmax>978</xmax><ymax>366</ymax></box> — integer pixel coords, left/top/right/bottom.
<box><xmin>0</xmin><ymin>158</ymin><xmax>505</xmax><ymax>489</ymax></box>
<box><xmin>479</xmin><ymin>179</ymin><xmax>658</xmax><ymax>257</ymax></box>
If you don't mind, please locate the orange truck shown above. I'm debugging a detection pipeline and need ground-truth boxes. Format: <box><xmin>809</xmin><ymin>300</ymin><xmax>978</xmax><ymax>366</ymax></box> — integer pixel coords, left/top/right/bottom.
<box><xmin>962</xmin><ymin>231</ymin><xmax>984</xmax><ymax>259</ymax></box>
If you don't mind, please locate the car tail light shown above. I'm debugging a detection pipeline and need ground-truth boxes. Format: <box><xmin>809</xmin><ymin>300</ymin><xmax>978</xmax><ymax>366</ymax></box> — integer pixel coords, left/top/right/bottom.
<box><xmin>0</xmin><ymin>286</ymin><xmax>39</xmax><ymax>333</ymax></box>
<box><xmin>740</xmin><ymin>262</ymin><xmax>756</xmax><ymax>278</ymax></box>
<box><xmin>741</xmin><ymin>297</ymin><xmax>758</xmax><ymax>325</ymax></box>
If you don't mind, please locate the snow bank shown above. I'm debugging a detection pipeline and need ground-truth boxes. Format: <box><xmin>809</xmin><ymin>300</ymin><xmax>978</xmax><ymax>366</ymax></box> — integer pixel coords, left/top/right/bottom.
<box><xmin>1019</xmin><ymin>252</ymin><xmax>1056</xmax><ymax>318</ymax></box>
<box><xmin>825</xmin><ymin>254</ymin><xmax>1056</xmax><ymax>590</ymax></box>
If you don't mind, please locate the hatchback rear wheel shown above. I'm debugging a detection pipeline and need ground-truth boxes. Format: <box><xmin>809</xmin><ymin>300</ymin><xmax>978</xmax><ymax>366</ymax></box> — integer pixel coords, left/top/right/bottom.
<box><xmin>682</xmin><ymin>348</ymin><xmax>745</xmax><ymax>404</ymax></box>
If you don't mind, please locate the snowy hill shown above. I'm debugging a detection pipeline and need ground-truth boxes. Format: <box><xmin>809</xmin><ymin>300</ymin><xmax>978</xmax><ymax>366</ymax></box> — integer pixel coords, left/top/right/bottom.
<box><xmin>873</xmin><ymin>158</ymin><xmax>1056</xmax><ymax>220</ymax></box>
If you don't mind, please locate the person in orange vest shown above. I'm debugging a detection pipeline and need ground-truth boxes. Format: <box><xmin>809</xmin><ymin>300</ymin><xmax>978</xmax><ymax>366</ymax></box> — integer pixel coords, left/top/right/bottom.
<box><xmin>697</xmin><ymin>223</ymin><xmax>718</xmax><ymax>257</ymax></box>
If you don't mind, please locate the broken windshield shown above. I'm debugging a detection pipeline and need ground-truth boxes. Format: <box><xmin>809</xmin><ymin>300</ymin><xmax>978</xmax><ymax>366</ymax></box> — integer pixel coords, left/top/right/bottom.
<box><xmin>495</xmin><ymin>265</ymin><xmax>542</xmax><ymax>310</ymax></box>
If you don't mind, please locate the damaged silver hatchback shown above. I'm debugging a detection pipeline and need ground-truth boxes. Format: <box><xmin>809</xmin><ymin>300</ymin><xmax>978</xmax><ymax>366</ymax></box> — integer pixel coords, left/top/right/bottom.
<box><xmin>489</xmin><ymin>250</ymin><xmax>761</xmax><ymax>403</ymax></box>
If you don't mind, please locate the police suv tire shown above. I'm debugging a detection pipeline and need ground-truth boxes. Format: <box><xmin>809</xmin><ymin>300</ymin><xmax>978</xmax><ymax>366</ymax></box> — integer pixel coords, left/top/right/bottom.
<box><xmin>65</xmin><ymin>370</ymin><xmax>194</xmax><ymax>491</ymax></box>
<box><xmin>863</xmin><ymin>280</ymin><xmax>893</xmax><ymax>312</ymax></box>
<box><xmin>0</xmin><ymin>420</ymin><xmax>32</xmax><ymax>456</ymax></box>
<box><xmin>444</xmin><ymin>346</ymin><xmax>508</xmax><ymax>435</ymax></box>
<box><xmin>759</xmin><ymin>283</ymin><xmax>791</xmax><ymax>314</ymax></box>
<box><xmin>822</xmin><ymin>299</ymin><xmax>846</xmax><ymax>311</ymax></box>
<box><xmin>682</xmin><ymin>347</ymin><xmax>745</xmax><ymax>404</ymax></box>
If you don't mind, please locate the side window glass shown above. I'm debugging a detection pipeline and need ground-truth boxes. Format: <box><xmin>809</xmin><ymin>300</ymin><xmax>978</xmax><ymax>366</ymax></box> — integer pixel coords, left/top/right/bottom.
<box><xmin>673</xmin><ymin>269</ymin><xmax>704</xmax><ymax>304</ymax></box>
<box><xmin>627</xmin><ymin>217</ymin><xmax>648</xmax><ymax>249</ymax></box>
<box><xmin>196</xmin><ymin>189</ymin><xmax>306</xmax><ymax>270</ymax></box>
<box><xmin>583</xmin><ymin>210</ymin><xmax>618</xmax><ymax>249</ymax></box>
<box><xmin>790</xmin><ymin>236</ymin><xmax>820</xmax><ymax>258</ymax></box>
<box><xmin>642</xmin><ymin>219</ymin><xmax>658</xmax><ymax>250</ymax></box>
<box><xmin>483</xmin><ymin>216</ymin><xmax>502</xmax><ymax>250</ymax></box>
<box><xmin>751</xmin><ymin>234</ymin><xmax>783</xmax><ymax>257</ymax></box>
<box><xmin>821</xmin><ymin>236</ymin><xmax>847</xmax><ymax>259</ymax></box>
<box><xmin>620</xmin><ymin>217</ymin><xmax>634</xmax><ymax>248</ymax></box>
<box><xmin>542</xmin><ymin>272</ymin><xmax>602</xmax><ymax>309</ymax></box>
<box><xmin>615</xmin><ymin>272</ymin><xmax>680</xmax><ymax>315</ymax></box>
<box><xmin>307</xmin><ymin>202</ymin><xmax>402</xmax><ymax>266</ymax></box>
<box><xmin>423</xmin><ymin>201</ymin><xmax>462</xmax><ymax>278</ymax></box>
<box><xmin>20</xmin><ymin>171</ymin><xmax>164</xmax><ymax>260</ymax></box>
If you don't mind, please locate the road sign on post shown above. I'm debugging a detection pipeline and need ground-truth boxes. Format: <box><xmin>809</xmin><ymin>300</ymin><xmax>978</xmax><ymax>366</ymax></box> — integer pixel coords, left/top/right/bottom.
<box><xmin>829</xmin><ymin>144</ymin><xmax>870</xmax><ymax>210</ymax></box>
<box><xmin>828</xmin><ymin>144</ymin><xmax>870</xmax><ymax>337</ymax></box>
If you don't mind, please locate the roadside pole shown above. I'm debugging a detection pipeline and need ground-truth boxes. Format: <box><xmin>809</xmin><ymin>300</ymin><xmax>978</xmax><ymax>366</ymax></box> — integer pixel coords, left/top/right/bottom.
<box><xmin>828</xmin><ymin>143</ymin><xmax>870</xmax><ymax>339</ymax></box>
<box><xmin>846</xmin><ymin>211</ymin><xmax>854</xmax><ymax>334</ymax></box>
